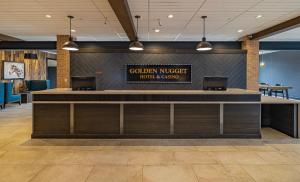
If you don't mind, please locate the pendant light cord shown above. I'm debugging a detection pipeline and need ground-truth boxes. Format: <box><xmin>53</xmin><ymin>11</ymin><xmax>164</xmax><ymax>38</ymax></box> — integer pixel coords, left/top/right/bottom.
<box><xmin>136</xmin><ymin>17</ymin><xmax>139</xmax><ymax>40</ymax></box>
<box><xmin>203</xmin><ymin>17</ymin><xmax>206</xmax><ymax>38</ymax></box>
<box><xmin>67</xmin><ymin>15</ymin><xmax>74</xmax><ymax>40</ymax></box>
<box><xmin>69</xmin><ymin>17</ymin><xmax>72</xmax><ymax>38</ymax></box>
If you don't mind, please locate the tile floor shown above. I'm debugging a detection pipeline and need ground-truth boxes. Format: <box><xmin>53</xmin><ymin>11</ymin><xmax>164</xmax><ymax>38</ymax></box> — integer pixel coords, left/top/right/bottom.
<box><xmin>1</xmin><ymin>104</ymin><xmax>300</xmax><ymax>182</ymax></box>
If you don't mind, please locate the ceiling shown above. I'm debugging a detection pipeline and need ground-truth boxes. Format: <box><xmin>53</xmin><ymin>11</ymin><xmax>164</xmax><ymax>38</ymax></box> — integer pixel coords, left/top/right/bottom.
<box><xmin>0</xmin><ymin>0</ymin><xmax>300</xmax><ymax>41</ymax></box>
<box><xmin>0</xmin><ymin>0</ymin><xmax>127</xmax><ymax>41</ymax></box>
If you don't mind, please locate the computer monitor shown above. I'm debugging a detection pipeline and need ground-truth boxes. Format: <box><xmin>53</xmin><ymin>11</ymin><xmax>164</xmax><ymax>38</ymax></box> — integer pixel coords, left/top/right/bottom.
<box><xmin>71</xmin><ymin>76</ymin><xmax>96</xmax><ymax>91</ymax></box>
<box><xmin>203</xmin><ymin>76</ymin><xmax>228</xmax><ymax>91</ymax></box>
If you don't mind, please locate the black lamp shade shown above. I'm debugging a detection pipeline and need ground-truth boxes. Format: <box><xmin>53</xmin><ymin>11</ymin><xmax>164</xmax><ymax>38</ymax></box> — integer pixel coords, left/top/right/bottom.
<box><xmin>196</xmin><ymin>37</ymin><xmax>213</xmax><ymax>51</ymax></box>
<box><xmin>129</xmin><ymin>40</ymin><xmax>144</xmax><ymax>51</ymax></box>
<box><xmin>62</xmin><ymin>38</ymin><xmax>79</xmax><ymax>51</ymax></box>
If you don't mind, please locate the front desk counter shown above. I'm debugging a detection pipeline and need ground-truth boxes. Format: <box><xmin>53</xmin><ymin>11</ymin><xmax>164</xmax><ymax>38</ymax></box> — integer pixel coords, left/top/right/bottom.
<box><xmin>31</xmin><ymin>89</ymin><xmax>261</xmax><ymax>138</ymax></box>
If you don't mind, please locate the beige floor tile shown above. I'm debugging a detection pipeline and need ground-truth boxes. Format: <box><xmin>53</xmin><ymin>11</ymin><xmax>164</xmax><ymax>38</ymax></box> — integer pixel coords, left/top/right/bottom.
<box><xmin>86</xmin><ymin>165</ymin><xmax>142</xmax><ymax>182</ymax></box>
<box><xmin>234</xmin><ymin>145</ymin><xmax>277</xmax><ymax>152</ymax></box>
<box><xmin>256</xmin><ymin>151</ymin><xmax>300</xmax><ymax>164</ymax></box>
<box><xmin>212</xmin><ymin>151</ymin><xmax>267</xmax><ymax>165</ymax></box>
<box><xmin>0</xmin><ymin>139</ymin><xmax>29</xmax><ymax>150</ymax></box>
<box><xmin>242</xmin><ymin>165</ymin><xmax>300</xmax><ymax>182</ymax></box>
<box><xmin>114</xmin><ymin>146</ymin><xmax>199</xmax><ymax>152</ymax></box>
<box><xmin>271</xmin><ymin>144</ymin><xmax>300</xmax><ymax>152</ymax></box>
<box><xmin>0</xmin><ymin>164</ymin><xmax>45</xmax><ymax>182</ymax></box>
<box><xmin>193</xmin><ymin>164</ymin><xmax>255</xmax><ymax>182</ymax></box>
<box><xmin>30</xmin><ymin>165</ymin><xmax>93</xmax><ymax>182</ymax></box>
<box><xmin>174</xmin><ymin>151</ymin><xmax>218</xmax><ymax>164</ymax></box>
<box><xmin>70</xmin><ymin>150</ymin><xmax>129</xmax><ymax>165</ymax></box>
<box><xmin>262</xmin><ymin>127</ymin><xmax>292</xmax><ymax>139</ymax></box>
<box><xmin>35</xmin><ymin>150</ymin><xmax>78</xmax><ymax>165</ymax></box>
<box><xmin>127</xmin><ymin>151</ymin><xmax>174</xmax><ymax>165</ymax></box>
<box><xmin>0</xmin><ymin>150</ymin><xmax>44</xmax><ymax>164</ymax></box>
<box><xmin>196</xmin><ymin>146</ymin><xmax>237</xmax><ymax>152</ymax></box>
<box><xmin>0</xmin><ymin>150</ymin><xmax>6</xmax><ymax>157</ymax></box>
<box><xmin>143</xmin><ymin>165</ymin><xmax>198</xmax><ymax>182</ymax></box>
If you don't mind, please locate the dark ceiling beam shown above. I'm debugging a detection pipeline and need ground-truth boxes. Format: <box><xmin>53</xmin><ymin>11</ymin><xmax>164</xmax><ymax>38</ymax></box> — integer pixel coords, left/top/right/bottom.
<box><xmin>247</xmin><ymin>16</ymin><xmax>300</xmax><ymax>40</ymax></box>
<box><xmin>0</xmin><ymin>33</ymin><xmax>23</xmax><ymax>41</ymax></box>
<box><xmin>260</xmin><ymin>41</ymin><xmax>300</xmax><ymax>50</ymax></box>
<box><xmin>0</xmin><ymin>41</ymin><xmax>56</xmax><ymax>49</ymax></box>
<box><xmin>108</xmin><ymin>0</ymin><xmax>136</xmax><ymax>41</ymax></box>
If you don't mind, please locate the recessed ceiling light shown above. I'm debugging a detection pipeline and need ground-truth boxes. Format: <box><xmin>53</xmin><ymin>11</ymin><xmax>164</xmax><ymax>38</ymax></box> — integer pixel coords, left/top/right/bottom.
<box><xmin>154</xmin><ymin>28</ymin><xmax>160</xmax><ymax>33</ymax></box>
<box><xmin>71</xmin><ymin>29</ymin><xmax>76</xmax><ymax>33</ymax></box>
<box><xmin>168</xmin><ymin>14</ymin><xmax>174</xmax><ymax>19</ymax></box>
<box><xmin>237</xmin><ymin>29</ymin><xmax>244</xmax><ymax>33</ymax></box>
<box><xmin>45</xmin><ymin>14</ymin><xmax>52</xmax><ymax>18</ymax></box>
<box><xmin>256</xmin><ymin>15</ymin><xmax>263</xmax><ymax>19</ymax></box>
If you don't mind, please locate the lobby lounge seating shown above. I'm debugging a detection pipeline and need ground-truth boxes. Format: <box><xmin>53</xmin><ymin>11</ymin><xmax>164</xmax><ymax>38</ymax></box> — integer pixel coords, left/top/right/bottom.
<box><xmin>0</xmin><ymin>82</ymin><xmax>4</xmax><ymax>109</ymax></box>
<box><xmin>5</xmin><ymin>82</ymin><xmax>21</xmax><ymax>107</ymax></box>
<box><xmin>25</xmin><ymin>80</ymin><xmax>50</xmax><ymax>91</ymax></box>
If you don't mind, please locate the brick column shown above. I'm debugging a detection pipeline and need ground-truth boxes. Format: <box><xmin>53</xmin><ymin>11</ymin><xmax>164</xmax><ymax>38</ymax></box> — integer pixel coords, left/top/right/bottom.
<box><xmin>242</xmin><ymin>39</ymin><xmax>259</xmax><ymax>91</ymax></box>
<box><xmin>56</xmin><ymin>35</ymin><xmax>70</xmax><ymax>88</ymax></box>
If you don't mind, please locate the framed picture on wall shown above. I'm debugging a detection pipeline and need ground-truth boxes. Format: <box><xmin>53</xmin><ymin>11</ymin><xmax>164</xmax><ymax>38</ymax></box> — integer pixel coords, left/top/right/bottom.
<box><xmin>2</xmin><ymin>61</ymin><xmax>25</xmax><ymax>80</ymax></box>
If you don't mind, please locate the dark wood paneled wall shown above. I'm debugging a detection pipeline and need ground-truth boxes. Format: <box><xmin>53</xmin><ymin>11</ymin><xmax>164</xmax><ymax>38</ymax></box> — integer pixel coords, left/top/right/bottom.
<box><xmin>71</xmin><ymin>53</ymin><xmax>246</xmax><ymax>90</ymax></box>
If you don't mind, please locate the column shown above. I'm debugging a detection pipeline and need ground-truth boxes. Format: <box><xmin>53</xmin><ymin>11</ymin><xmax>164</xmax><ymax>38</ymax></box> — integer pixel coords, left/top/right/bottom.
<box><xmin>56</xmin><ymin>35</ymin><xmax>70</xmax><ymax>88</ymax></box>
<box><xmin>242</xmin><ymin>39</ymin><xmax>259</xmax><ymax>91</ymax></box>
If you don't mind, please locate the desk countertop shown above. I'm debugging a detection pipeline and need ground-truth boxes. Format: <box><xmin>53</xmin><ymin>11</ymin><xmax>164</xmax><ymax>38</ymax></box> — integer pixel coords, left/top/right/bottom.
<box><xmin>32</xmin><ymin>88</ymin><xmax>260</xmax><ymax>95</ymax></box>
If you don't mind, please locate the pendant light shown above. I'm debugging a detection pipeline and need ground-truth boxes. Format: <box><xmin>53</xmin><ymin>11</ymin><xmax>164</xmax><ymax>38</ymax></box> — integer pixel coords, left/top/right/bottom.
<box><xmin>196</xmin><ymin>16</ymin><xmax>213</xmax><ymax>51</ymax></box>
<box><xmin>63</xmin><ymin>15</ymin><xmax>79</xmax><ymax>51</ymax></box>
<box><xmin>129</xmin><ymin>15</ymin><xmax>144</xmax><ymax>51</ymax></box>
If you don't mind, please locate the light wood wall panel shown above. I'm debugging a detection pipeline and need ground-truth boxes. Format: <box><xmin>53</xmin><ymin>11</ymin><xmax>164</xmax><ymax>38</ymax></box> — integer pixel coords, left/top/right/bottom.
<box><xmin>0</xmin><ymin>50</ymin><xmax>48</xmax><ymax>92</ymax></box>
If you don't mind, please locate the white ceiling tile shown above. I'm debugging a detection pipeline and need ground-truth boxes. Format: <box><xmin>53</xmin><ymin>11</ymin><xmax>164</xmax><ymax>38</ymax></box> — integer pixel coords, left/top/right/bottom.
<box><xmin>0</xmin><ymin>0</ymin><xmax>299</xmax><ymax>41</ymax></box>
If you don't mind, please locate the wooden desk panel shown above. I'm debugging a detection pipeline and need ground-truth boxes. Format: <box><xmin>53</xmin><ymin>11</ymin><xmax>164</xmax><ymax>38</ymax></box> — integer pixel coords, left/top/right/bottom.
<box><xmin>223</xmin><ymin>104</ymin><xmax>260</xmax><ymax>136</ymax></box>
<box><xmin>74</xmin><ymin>104</ymin><xmax>120</xmax><ymax>134</ymax></box>
<box><xmin>174</xmin><ymin>104</ymin><xmax>220</xmax><ymax>136</ymax></box>
<box><xmin>33</xmin><ymin>104</ymin><xmax>70</xmax><ymax>135</ymax></box>
<box><xmin>124</xmin><ymin>104</ymin><xmax>170</xmax><ymax>135</ymax></box>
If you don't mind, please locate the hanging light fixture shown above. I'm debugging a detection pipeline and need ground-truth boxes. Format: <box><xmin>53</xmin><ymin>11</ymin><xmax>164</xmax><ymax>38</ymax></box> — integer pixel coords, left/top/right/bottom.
<box><xmin>196</xmin><ymin>16</ymin><xmax>213</xmax><ymax>51</ymax></box>
<box><xmin>63</xmin><ymin>15</ymin><xmax>79</xmax><ymax>51</ymax></box>
<box><xmin>129</xmin><ymin>15</ymin><xmax>144</xmax><ymax>51</ymax></box>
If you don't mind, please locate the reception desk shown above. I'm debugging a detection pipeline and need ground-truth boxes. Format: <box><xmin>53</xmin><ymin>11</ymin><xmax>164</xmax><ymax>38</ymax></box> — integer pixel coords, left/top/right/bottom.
<box><xmin>31</xmin><ymin>89</ymin><xmax>261</xmax><ymax>138</ymax></box>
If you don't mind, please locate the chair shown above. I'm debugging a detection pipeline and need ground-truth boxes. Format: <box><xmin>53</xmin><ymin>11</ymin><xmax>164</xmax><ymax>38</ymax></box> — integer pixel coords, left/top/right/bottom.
<box><xmin>5</xmin><ymin>82</ymin><xmax>21</xmax><ymax>107</ymax></box>
<box><xmin>272</xmin><ymin>84</ymin><xmax>285</xmax><ymax>98</ymax></box>
<box><xmin>0</xmin><ymin>82</ymin><xmax>4</xmax><ymax>109</ymax></box>
<box><xmin>259</xmin><ymin>82</ymin><xmax>269</xmax><ymax>95</ymax></box>
<box><xmin>25</xmin><ymin>80</ymin><xmax>51</xmax><ymax>91</ymax></box>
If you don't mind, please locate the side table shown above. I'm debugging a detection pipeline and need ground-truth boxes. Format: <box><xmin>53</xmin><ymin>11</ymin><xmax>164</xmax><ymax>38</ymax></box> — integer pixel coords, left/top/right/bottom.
<box><xmin>20</xmin><ymin>92</ymin><xmax>32</xmax><ymax>103</ymax></box>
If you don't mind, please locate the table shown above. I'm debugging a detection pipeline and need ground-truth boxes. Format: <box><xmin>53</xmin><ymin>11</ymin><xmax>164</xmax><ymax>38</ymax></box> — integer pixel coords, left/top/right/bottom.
<box><xmin>259</xmin><ymin>85</ymin><xmax>292</xmax><ymax>99</ymax></box>
<box><xmin>20</xmin><ymin>92</ymin><xmax>32</xmax><ymax>103</ymax></box>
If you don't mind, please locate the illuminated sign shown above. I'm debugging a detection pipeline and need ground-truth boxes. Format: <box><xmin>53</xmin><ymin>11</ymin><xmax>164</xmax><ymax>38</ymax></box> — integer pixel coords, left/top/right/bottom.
<box><xmin>126</xmin><ymin>64</ymin><xmax>192</xmax><ymax>83</ymax></box>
